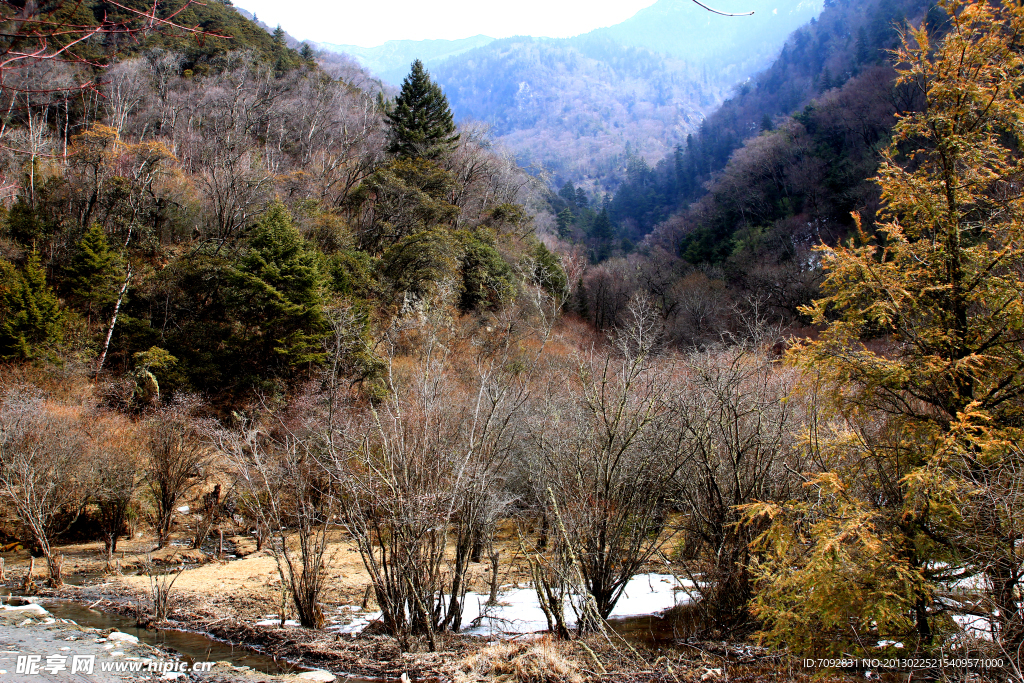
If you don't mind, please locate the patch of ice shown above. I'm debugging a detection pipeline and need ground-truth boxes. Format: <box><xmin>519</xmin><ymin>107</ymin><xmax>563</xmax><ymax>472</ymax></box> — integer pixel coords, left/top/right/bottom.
<box><xmin>462</xmin><ymin>573</ymin><xmax>693</xmax><ymax>636</ymax></box>
<box><xmin>108</xmin><ymin>631</ymin><xmax>140</xmax><ymax>644</ymax></box>
<box><xmin>609</xmin><ymin>574</ymin><xmax>694</xmax><ymax>618</ymax></box>
<box><xmin>327</xmin><ymin>574</ymin><xmax>693</xmax><ymax>637</ymax></box>
<box><xmin>176</xmin><ymin>505</ymin><xmax>190</xmax><ymax>514</ymax></box>
<box><xmin>255</xmin><ymin>618</ymin><xmax>301</xmax><ymax>627</ymax></box>
<box><xmin>1</xmin><ymin>604</ymin><xmax>49</xmax><ymax>616</ymax></box>
<box><xmin>327</xmin><ymin>612</ymin><xmax>382</xmax><ymax>634</ymax></box>
<box><xmin>297</xmin><ymin>671</ymin><xmax>336</xmax><ymax>682</ymax></box>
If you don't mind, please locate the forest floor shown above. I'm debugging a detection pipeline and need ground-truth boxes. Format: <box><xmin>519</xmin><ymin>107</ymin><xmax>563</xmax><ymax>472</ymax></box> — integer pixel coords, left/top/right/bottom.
<box><xmin>0</xmin><ymin>527</ymin><xmax>857</xmax><ymax>682</ymax></box>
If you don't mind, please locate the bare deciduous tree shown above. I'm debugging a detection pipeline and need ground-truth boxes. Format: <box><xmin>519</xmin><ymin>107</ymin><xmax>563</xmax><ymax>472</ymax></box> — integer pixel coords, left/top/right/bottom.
<box><xmin>528</xmin><ymin>295</ymin><xmax>683</xmax><ymax>633</ymax></box>
<box><xmin>90</xmin><ymin>414</ymin><xmax>143</xmax><ymax>566</ymax></box>
<box><xmin>147</xmin><ymin>405</ymin><xmax>210</xmax><ymax>549</ymax></box>
<box><xmin>220</xmin><ymin>416</ymin><xmax>336</xmax><ymax>629</ymax></box>
<box><xmin>670</xmin><ymin>324</ymin><xmax>801</xmax><ymax>633</ymax></box>
<box><xmin>0</xmin><ymin>387</ymin><xmax>86</xmax><ymax>587</ymax></box>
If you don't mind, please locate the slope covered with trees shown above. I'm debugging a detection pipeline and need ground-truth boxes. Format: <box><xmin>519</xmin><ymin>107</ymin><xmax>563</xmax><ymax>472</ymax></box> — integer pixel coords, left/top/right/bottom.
<box><xmin>318</xmin><ymin>0</ymin><xmax>822</xmax><ymax>189</ymax></box>
<box><xmin>566</xmin><ymin>0</ymin><xmax>939</xmax><ymax>342</ymax></box>
<box><xmin>0</xmin><ymin>2</ymin><xmax>1020</xmax><ymax>681</ymax></box>
<box><xmin>0</xmin><ymin>11</ymin><xmax>551</xmax><ymax>402</ymax></box>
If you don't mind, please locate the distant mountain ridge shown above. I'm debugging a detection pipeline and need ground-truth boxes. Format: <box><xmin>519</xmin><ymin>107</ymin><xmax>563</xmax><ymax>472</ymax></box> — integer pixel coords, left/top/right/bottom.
<box><xmin>590</xmin><ymin>0</ymin><xmax>822</xmax><ymax>67</ymax></box>
<box><xmin>313</xmin><ymin>0</ymin><xmax>823</xmax><ymax>188</ymax></box>
<box><xmin>318</xmin><ymin>35</ymin><xmax>495</xmax><ymax>84</ymax></box>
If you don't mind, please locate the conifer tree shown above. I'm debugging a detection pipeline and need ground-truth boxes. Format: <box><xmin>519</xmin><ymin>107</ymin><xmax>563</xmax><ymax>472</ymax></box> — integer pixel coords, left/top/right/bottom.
<box><xmin>228</xmin><ymin>203</ymin><xmax>328</xmax><ymax>377</ymax></box>
<box><xmin>556</xmin><ymin>208</ymin><xmax>574</xmax><ymax>239</ymax></box>
<box><xmin>747</xmin><ymin>0</ymin><xmax>1024</xmax><ymax>656</ymax></box>
<box><xmin>68</xmin><ymin>223</ymin><xmax>124</xmax><ymax>322</ymax></box>
<box><xmin>0</xmin><ymin>253</ymin><xmax>63</xmax><ymax>360</ymax></box>
<box><xmin>385</xmin><ymin>60</ymin><xmax>460</xmax><ymax>160</ymax></box>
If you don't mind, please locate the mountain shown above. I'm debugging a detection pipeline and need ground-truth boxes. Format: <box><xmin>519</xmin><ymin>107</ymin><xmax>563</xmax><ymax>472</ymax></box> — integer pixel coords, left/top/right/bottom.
<box><xmin>432</xmin><ymin>35</ymin><xmax>718</xmax><ymax>185</ymax></box>
<box><xmin>591</xmin><ymin>0</ymin><xmax>823</xmax><ymax>73</ymax></box>
<box><xmin>318</xmin><ymin>35</ymin><xmax>495</xmax><ymax>85</ymax></box>
<box><xmin>316</xmin><ymin>0</ymin><xmax>822</xmax><ymax>190</ymax></box>
<box><xmin>562</xmin><ymin>0</ymin><xmax>939</xmax><ymax>341</ymax></box>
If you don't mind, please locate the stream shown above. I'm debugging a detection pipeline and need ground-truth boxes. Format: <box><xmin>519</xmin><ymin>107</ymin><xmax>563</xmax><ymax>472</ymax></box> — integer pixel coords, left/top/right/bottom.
<box><xmin>3</xmin><ymin>574</ymin><xmax>681</xmax><ymax>680</ymax></box>
<box><xmin>40</xmin><ymin>599</ymin><xmax>308</xmax><ymax>675</ymax></box>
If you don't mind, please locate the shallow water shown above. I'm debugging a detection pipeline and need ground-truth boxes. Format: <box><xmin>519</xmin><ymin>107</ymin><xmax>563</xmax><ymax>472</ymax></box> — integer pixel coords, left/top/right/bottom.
<box><xmin>41</xmin><ymin>600</ymin><xmax>308</xmax><ymax>675</ymax></box>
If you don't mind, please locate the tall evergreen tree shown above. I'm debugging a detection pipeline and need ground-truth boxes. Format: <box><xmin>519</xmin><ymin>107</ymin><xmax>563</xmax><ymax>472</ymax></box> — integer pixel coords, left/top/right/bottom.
<box><xmin>556</xmin><ymin>208</ymin><xmax>575</xmax><ymax>239</ymax></box>
<box><xmin>0</xmin><ymin>253</ymin><xmax>63</xmax><ymax>360</ymax></box>
<box><xmin>385</xmin><ymin>60</ymin><xmax>460</xmax><ymax>160</ymax></box>
<box><xmin>748</xmin><ymin>0</ymin><xmax>1024</xmax><ymax>656</ymax></box>
<box><xmin>67</xmin><ymin>223</ymin><xmax>124</xmax><ymax>322</ymax></box>
<box><xmin>228</xmin><ymin>203</ymin><xmax>328</xmax><ymax>378</ymax></box>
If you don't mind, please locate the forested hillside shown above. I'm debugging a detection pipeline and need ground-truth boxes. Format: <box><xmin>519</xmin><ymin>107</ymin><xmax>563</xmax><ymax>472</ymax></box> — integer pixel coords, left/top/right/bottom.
<box><xmin>433</xmin><ymin>35</ymin><xmax>717</xmax><ymax>183</ymax></box>
<box><xmin>0</xmin><ymin>6</ymin><xmax>554</xmax><ymax>403</ymax></box>
<box><xmin>0</xmin><ymin>2</ymin><xmax>1021</xmax><ymax>681</ymax></box>
<box><xmin>565</xmin><ymin>0</ymin><xmax>938</xmax><ymax>340</ymax></box>
<box><xmin>319</xmin><ymin>35</ymin><xmax>495</xmax><ymax>85</ymax></box>
<box><xmin>318</xmin><ymin>0</ymin><xmax>821</xmax><ymax>189</ymax></box>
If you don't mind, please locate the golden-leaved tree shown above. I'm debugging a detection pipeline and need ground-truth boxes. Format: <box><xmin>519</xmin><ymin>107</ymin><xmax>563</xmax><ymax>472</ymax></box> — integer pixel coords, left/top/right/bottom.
<box><xmin>745</xmin><ymin>0</ymin><xmax>1024</xmax><ymax>660</ymax></box>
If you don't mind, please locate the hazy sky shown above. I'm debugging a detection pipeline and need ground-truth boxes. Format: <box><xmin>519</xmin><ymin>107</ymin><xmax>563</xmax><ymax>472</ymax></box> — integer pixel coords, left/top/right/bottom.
<box><xmin>238</xmin><ymin>0</ymin><xmax>660</xmax><ymax>47</ymax></box>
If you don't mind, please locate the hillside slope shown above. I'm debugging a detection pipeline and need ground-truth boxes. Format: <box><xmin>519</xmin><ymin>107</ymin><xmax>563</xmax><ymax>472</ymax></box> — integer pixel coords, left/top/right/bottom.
<box><xmin>319</xmin><ymin>35</ymin><xmax>495</xmax><ymax>85</ymax></box>
<box><xmin>319</xmin><ymin>0</ymin><xmax>820</xmax><ymax>188</ymax></box>
<box><xmin>591</xmin><ymin>0</ymin><xmax>822</xmax><ymax>75</ymax></box>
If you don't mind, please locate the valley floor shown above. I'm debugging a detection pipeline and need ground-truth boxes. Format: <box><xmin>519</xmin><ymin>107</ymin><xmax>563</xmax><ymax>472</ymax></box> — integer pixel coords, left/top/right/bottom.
<box><xmin>0</xmin><ymin>532</ymin><xmax>854</xmax><ymax>682</ymax></box>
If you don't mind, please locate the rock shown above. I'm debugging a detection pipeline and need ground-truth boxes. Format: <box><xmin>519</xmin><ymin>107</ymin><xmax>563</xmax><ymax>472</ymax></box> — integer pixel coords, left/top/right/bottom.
<box><xmin>107</xmin><ymin>631</ymin><xmax>140</xmax><ymax>644</ymax></box>
<box><xmin>296</xmin><ymin>671</ymin><xmax>336</xmax><ymax>682</ymax></box>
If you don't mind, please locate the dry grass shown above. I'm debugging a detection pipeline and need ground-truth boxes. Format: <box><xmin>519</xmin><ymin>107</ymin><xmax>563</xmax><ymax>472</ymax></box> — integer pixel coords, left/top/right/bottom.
<box><xmin>452</xmin><ymin>638</ymin><xmax>584</xmax><ymax>683</ymax></box>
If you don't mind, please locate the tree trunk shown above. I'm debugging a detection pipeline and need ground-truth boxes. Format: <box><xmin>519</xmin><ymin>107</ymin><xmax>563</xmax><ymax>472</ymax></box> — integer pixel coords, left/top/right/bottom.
<box><xmin>45</xmin><ymin>552</ymin><xmax>64</xmax><ymax>589</ymax></box>
<box><xmin>95</xmin><ymin>266</ymin><xmax>132</xmax><ymax>377</ymax></box>
<box><xmin>487</xmin><ymin>551</ymin><xmax>501</xmax><ymax>606</ymax></box>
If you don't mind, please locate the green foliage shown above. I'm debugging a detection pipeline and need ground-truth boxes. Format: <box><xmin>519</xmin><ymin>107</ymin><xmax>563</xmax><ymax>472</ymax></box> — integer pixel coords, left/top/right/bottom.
<box><xmin>556</xmin><ymin>208</ymin><xmax>574</xmax><ymax>239</ymax></box>
<box><xmin>457</xmin><ymin>231</ymin><xmax>515</xmax><ymax>312</ymax></box>
<box><xmin>227</xmin><ymin>203</ymin><xmax>329</xmax><ymax>378</ymax></box>
<box><xmin>0</xmin><ymin>253</ymin><xmax>64</xmax><ymax>360</ymax></box>
<box><xmin>327</xmin><ymin>250</ymin><xmax>380</xmax><ymax>300</ymax></box>
<box><xmin>6</xmin><ymin>199</ymin><xmax>47</xmax><ymax>246</ymax></box>
<box><xmin>744</xmin><ymin>474</ymin><xmax>927</xmax><ymax>657</ymax></box>
<box><xmin>133</xmin><ymin>346</ymin><xmax>178</xmax><ymax>372</ymax></box>
<box><xmin>589</xmin><ymin>210</ymin><xmax>614</xmax><ymax>262</ymax></box>
<box><xmin>349</xmin><ymin>158</ymin><xmax>459</xmax><ymax>255</ymax></box>
<box><xmin>385</xmin><ymin>60</ymin><xmax>460</xmax><ymax>160</ymax></box>
<box><xmin>67</xmin><ymin>223</ymin><xmax>125</xmax><ymax>318</ymax></box>
<box><xmin>530</xmin><ymin>242</ymin><xmax>568</xmax><ymax>300</ymax></box>
<box><xmin>760</xmin><ymin>0</ymin><xmax>1024</xmax><ymax>656</ymax></box>
<box><xmin>380</xmin><ymin>229</ymin><xmax>458</xmax><ymax>300</ymax></box>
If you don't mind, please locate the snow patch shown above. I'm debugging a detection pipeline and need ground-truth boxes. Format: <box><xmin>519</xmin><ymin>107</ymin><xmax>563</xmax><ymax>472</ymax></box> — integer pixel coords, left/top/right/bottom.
<box><xmin>953</xmin><ymin>614</ymin><xmax>994</xmax><ymax>640</ymax></box>
<box><xmin>1</xmin><ymin>604</ymin><xmax>49</xmax><ymax>616</ymax></box>
<box><xmin>324</xmin><ymin>573</ymin><xmax>693</xmax><ymax>637</ymax></box>
<box><xmin>255</xmin><ymin>618</ymin><xmax>301</xmax><ymax>627</ymax></box>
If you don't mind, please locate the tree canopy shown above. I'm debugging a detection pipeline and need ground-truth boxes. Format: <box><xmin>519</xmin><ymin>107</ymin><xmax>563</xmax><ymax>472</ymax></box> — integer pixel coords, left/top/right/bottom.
<box><xmin>748</xmin><ymin>0</ymin><xmax>1024</xmax><ymax>656</ymax></box>
<box><xmin>385</xmin><ymin>60</ymin><xmax>460</xmax><ymax>160</ymax></box>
